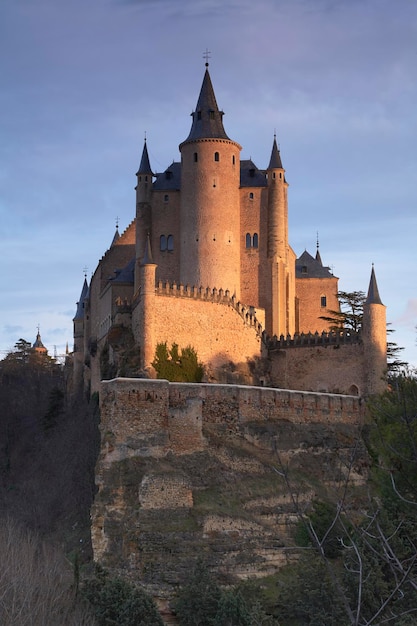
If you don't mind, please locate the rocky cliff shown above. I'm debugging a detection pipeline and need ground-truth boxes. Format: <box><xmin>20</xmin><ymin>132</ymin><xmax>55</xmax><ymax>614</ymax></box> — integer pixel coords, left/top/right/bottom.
<box><xmin>91</xmin><ymin>379</ymin><xmax>368</xmax><ymax>613</ymax></box>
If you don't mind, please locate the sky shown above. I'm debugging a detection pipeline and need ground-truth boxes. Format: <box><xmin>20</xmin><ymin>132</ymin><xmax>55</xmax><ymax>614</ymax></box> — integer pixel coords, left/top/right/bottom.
<box><xmin>0</xmin><ymin>0</ymin><xmax>416</xmax><ymax>368</ymax></box>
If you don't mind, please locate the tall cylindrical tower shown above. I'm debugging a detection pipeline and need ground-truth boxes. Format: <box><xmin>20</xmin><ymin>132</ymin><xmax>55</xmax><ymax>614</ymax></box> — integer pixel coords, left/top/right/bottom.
<box><xmin>362</xmin><ymin>266</ymin><xmax>387</xmax><ymax>395</ymax></box>
<box><xmin>135</xmin><ymin>140</ymin><xmax>153</xmax><ymax>294</ymax></box>
<box><xmin>179</xmin><ymin>66</ymin><xmax>241</xmax><ymax>295</ymax></box>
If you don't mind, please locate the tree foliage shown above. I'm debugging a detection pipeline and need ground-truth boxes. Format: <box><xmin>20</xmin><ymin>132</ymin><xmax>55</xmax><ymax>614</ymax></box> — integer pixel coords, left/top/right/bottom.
<box><xmin>175</xmin><ymin>559</ymin><xmax>276</xmax><ymax>625</ymax></box>
<box><xmin>81</xmin><ymin>565</ymin><xmax>164</xmax><ymax>626</ymax></box>
<box><xmin>152</xmin><ymin>342</ymin><xmax>204</xmax><ymax>382</ymax></box>
<box><xmin>320</xmin><ymin>290</ymin><xmax>366</xmax><ymax>333</ymax></box>
<box><xmin>320</xmin><ymin>291</ymin><xmax>405</xmax><ymax>372</ymax></box>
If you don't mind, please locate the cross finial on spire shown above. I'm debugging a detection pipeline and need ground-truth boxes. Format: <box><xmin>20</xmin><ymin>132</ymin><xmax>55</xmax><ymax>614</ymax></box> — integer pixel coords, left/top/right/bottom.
<box><xmin>144</xmin><ymin>131</ymin><xmax>147</xmax><ymax>142</ymax></box>
<box><xmin>316</xmin><ymin>231</ymin><xmax>320</xmax><ymax>250</ymax></box>
<box><xmin>115</xmin><ymin>216</ymin><xmax>119</xmax><ymax>229</ymax></box>
<box><xmin>203</xmin><ymin>48</ymin><xmax>211</xmax><ymax>67</ymax></box>
<box><xmin>83</xmin><ymin>266</ymin><xmax>88</xmax><ymax>278</ymax></box>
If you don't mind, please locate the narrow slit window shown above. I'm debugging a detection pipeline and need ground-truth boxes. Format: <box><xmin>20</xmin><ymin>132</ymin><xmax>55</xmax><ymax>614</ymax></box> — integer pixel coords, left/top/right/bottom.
<box><xmin>214</xmin><ymin>151</ymin><xmax>220</xmax><ymax>162</ymax></box>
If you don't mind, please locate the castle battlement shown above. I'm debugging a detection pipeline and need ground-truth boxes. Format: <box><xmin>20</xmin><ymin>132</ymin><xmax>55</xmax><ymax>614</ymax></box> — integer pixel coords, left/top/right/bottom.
<box><xmin>266</xmin><ymin>329</ymin><xmax>362</xmax><ymax>350</ymax></box>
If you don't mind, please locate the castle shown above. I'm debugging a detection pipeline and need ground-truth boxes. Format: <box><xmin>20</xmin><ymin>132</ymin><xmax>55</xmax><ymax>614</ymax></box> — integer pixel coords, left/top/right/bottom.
<box><xmin>73</xmin><ymin>63</ymin><xmax>387</xmax><ymax>397</ymax></box>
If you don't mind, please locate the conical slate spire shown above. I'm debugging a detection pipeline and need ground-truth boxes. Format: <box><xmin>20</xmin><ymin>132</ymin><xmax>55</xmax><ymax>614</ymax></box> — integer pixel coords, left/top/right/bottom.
<box><xmin>110</xmin><ymin>226</ymin><xmax>120</xmax><ymax>247</ymax></box>
<box><xmin>141</xmin><ymin>233</ymin><xmax>155</xmax><ymax>265</ymax></box>
<box><xmin>366</xmin><ymin>265</ymin><xmax>383</xmax><ymax>305</ymax></box>
<box><xmin>136</xmin><ymin>140</ymin><xmax>152</xmax><ymax>175</ymax></box>
<box><xmin>181</xmin><ymin>67</ymin><xmax>230</xmax><ymax>143</ymax></box>
<box><xmin>268</xmin><ymin>135</ymin><xmax>283</xmax><ymax>169</ymax></box>
<box><xmin>74</xmin><ymin>277</ymin><xmax>89</xmax><ymax>320</ymax></box>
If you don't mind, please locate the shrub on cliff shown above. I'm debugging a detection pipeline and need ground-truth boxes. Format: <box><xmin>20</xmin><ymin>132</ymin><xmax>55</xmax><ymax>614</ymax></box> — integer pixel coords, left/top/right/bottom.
<box><xmin>81</xmin><ymin>565</ymin><xmax>164</xmax><ymax>626</ymax></box>
<box><xmin>152</xmin><ymin>342</ymin><xmax>204</xmax><ymax>382</ymax></box>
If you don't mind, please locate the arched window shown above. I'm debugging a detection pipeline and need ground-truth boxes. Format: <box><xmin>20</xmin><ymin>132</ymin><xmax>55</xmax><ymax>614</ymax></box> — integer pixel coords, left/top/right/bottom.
<box><xmin>167</xmin><ymin>235</ymin><xmax>174</xmax><ymax>251</ymax></box>
<box><xmin>253</xmin><ymin>233</ymin><xmax>259</xmax><ymax>248</ymax></box>
<box><xmin>249</xmin><ymin>192</ymin><xmax>254</xmax><ymax>200</ymax></box>
<box><xmin>214</xmin><ymin>151</ymin><xmax>220</xmax><ymax>162</ymax></box>
<box><xmin>245</xmin><ymin>233</ymin><xmax>251</xmax><ymax>249</ymax></box>
<box><xmin>160</xmin><ymin>235</ymin><xmax>167</xmax><ymax>251</ymax></box>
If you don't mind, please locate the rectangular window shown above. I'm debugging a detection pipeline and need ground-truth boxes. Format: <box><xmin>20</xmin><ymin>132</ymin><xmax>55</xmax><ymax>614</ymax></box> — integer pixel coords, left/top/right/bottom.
<box><xmin>321</xmin><ymin>296</ymin><xmax>327</xmax><ymax>307</ymax></box>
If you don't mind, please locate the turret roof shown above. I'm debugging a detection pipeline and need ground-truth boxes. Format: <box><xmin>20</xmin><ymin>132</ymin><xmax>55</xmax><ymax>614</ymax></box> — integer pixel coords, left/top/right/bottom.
<box><xmin>268</xmin><ymin>136</ymin><xmax>284</xmax><ymax>169</ymax></box>
<box><xmin>111</xmin><ymin>227</ymin><xmax>120</xmax><ymax>247</ymax></box>
<box><xmin>141</xmin><ymin>233</ymin><xmax>155</xmax><ymax>265</ymax></box>
<box><xmin>136</xmin><ymin>140</ymin><xmax>152</xmax><ymax>175</ymax></box>
<box><xmin>74</xmin><ymin>277</ymin><xmax>89</xmax><ymax>320</ymax></box>
<box><xmin>181</xmin><ymin>66</ymin><xmax>231</xmax><ymax>144</ymax></box>
<box><xmin>32</xmin><ymin>330</ymin><xmax>46</xmax><ymax>350</ymax></box>
<box><xmin>296</xmin><ymin>250</ymin><xmax>336</xmax><ymax>279</ymax></box>
<box><xmin>366</xmin><ymin>265</ymin><xmax>383</xmax><ymax>305</ymax></box>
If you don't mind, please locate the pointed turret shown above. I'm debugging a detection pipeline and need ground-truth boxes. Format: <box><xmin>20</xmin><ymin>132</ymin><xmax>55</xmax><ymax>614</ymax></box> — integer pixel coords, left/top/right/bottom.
<box><xmin>135</xmin><ymin>139</ymin><xmax>154</xmax><ymax>291</ymax></box>
<box><xmin>268</xmin><ymin>136</ymin><xmax>284</xmax><ymax>170</ymax></box>
<box><xmin>74</xmin><ymin>277</ymin><xmax>89</xmax><ymax>320</ymax></box>
<box><xmin>110</xmin><ymin>226</ymin><xmax>120</xmax><ymax>247</ymax></box>
<box><xmin>136</xmin><ymin>139</ymin><xmax>153</xmax><ymax>177</ymax></box>
<box><xmin>362</xmin><ymin>265</ymin><xmax>387</xmax><ymax>394</ymax></box>
<box><xmin>181</xmin><ymin>67</ymin><xmax>230</xmax><ymax>145</ymax></box>
<box><xmin>141</xmin><ymin>232</ymin><xmax>154</xmax><ymax>265</ymax></box>
<box><xmin>32</xmin><ymin>328</ymin><xmax>47</xmax><ymax>354</ymax></box>
<box><xmin>366</xmin><ymin>265</ymin><xmax>383</xmax><ymax>305</ymax></box>
<box><xmin>178</xmin><ymin>64</ymin><xmax>241</xmax><ymax>294</ymax></box>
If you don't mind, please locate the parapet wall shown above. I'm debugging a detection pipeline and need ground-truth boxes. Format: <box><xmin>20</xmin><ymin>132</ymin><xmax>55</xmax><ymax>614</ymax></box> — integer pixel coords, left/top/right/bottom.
<box><xmin>99</xmin><ymin>378</ymin><xmax>363</xmax><ymax>459</ymax></box>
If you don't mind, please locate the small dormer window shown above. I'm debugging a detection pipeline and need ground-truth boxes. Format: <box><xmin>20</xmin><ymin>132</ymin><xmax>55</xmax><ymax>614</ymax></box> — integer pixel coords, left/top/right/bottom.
<box><xmin>165</xmin><ymin>171</ymin><xmax>172</xmax><ymax>180</ymax></box>
<box><xmin>302</xmin><ymin>265</ymin><xmax>308</xmax><ymax>274</ymax></box>
<box><xmin>209</xmin><ymin>110</ymin><xmax>215</xmax><ymax>120</ymax></box>
<box><xmin>249</xmin><ymin>168</ymin><xmax>255</xmax><ymax>178</ymax></box>
<box><xmin>197</xmin><ymin>111</ymin><xmax>202</xmax><ymax>120</ymax></box>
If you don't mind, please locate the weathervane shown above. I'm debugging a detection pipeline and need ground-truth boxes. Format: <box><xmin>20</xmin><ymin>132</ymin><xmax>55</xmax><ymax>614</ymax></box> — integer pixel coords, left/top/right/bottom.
<box><xmin>203</xmin><ymin>48</ymin><xmax>211</xmax><ymax>66</ymax></box>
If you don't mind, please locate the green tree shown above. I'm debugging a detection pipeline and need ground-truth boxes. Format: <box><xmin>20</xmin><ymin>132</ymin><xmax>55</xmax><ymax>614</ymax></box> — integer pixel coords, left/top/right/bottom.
<box><xmin>320</xmin><ymin>290</ymin><xmax>366</xmax><ymax>332</ymax></box>
<box><xmin>175</xmin><ymin>559</ymin><xmax>222</xmax><ymax>625</ymax></box>
<box><xmin>82</xmin><ymin>566</ymin><xmax>163</xmax><ymax>626</ymax></box>
<box><xmin>320</xmin><ymin>291</ymin><xmax>405</xmax><ymax>372</ymax></box>
<box><xmin>152</xmin><ymin>342</ymin><xmax>204</xmax><ymax>382</ymax></box>
<box><xmin>43</xmin><ymin>387</ymin><xmax>65</xmax><ymax>432</ymax></box>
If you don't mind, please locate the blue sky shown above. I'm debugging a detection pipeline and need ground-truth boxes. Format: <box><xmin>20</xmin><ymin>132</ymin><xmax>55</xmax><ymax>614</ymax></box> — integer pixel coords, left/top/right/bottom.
<box><xmin>1</xmin><ymin>0</ymin><xmax>416</xmax><ymax>368</ymax></box>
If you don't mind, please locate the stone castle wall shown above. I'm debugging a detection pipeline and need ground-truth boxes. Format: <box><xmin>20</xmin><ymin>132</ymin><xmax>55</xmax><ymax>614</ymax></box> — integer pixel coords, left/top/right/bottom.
<box><xmin>98</xmin><ymin>378</ymin><xmax>362</xmax><ymax>462</ymax></box>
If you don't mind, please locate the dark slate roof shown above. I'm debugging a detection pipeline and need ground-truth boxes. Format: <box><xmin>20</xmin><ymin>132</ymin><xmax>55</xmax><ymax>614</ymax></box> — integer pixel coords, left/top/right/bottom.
<box><xmin>153</xmin><ymin>162</ymin><xmax>181</xmax><ymax>190</ymax></box>
<box><xmin>181</xmin><ymin>68</ymin><xmax>231</xmax><ymax>144</ymax></box>
<box><xmin>268</xmin><ymin>136</ymin><xmax>283</xmax><ymax>169</ymax></box>
<box><xmin>136</xmin><ymin>140</ymin><xmax>153</xmax><ymax>175</ymax></box>
<box><xmin>141</xmin><ymin>234</ymin><xmax>155</xmax><ymax>265</ymax></box>
<box><xmin>296</xmin><ymin>250</ymin><xmax>335</xmax><ymax>278</ymax></box>
<box><xmin>111</xmin><ymin>227</ymin><xmax>120</xmax><ymax>247</ymax></box>
<box><xmin>240</xmin><ymin>159</ymin><xmax>267</xmax><ymax>188</ymax></box>
<box><xmin>32</xmin><ymin>331</ymin><xmax>45</xmax><ymax>349</ymax></box>
<box><xmin>112</xmin><ymin>257</ymin><xmax>135</xmax><ymax>284</ymax></box>
<box><xmin>366</xmin><ymin>266</ymin><xmax>383</xmax><ymax>305</ymax></box>
<box><xmin>74</xmin><ymin>278</ymin><xmax>89</xmax><ymax>320</ymax></box>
